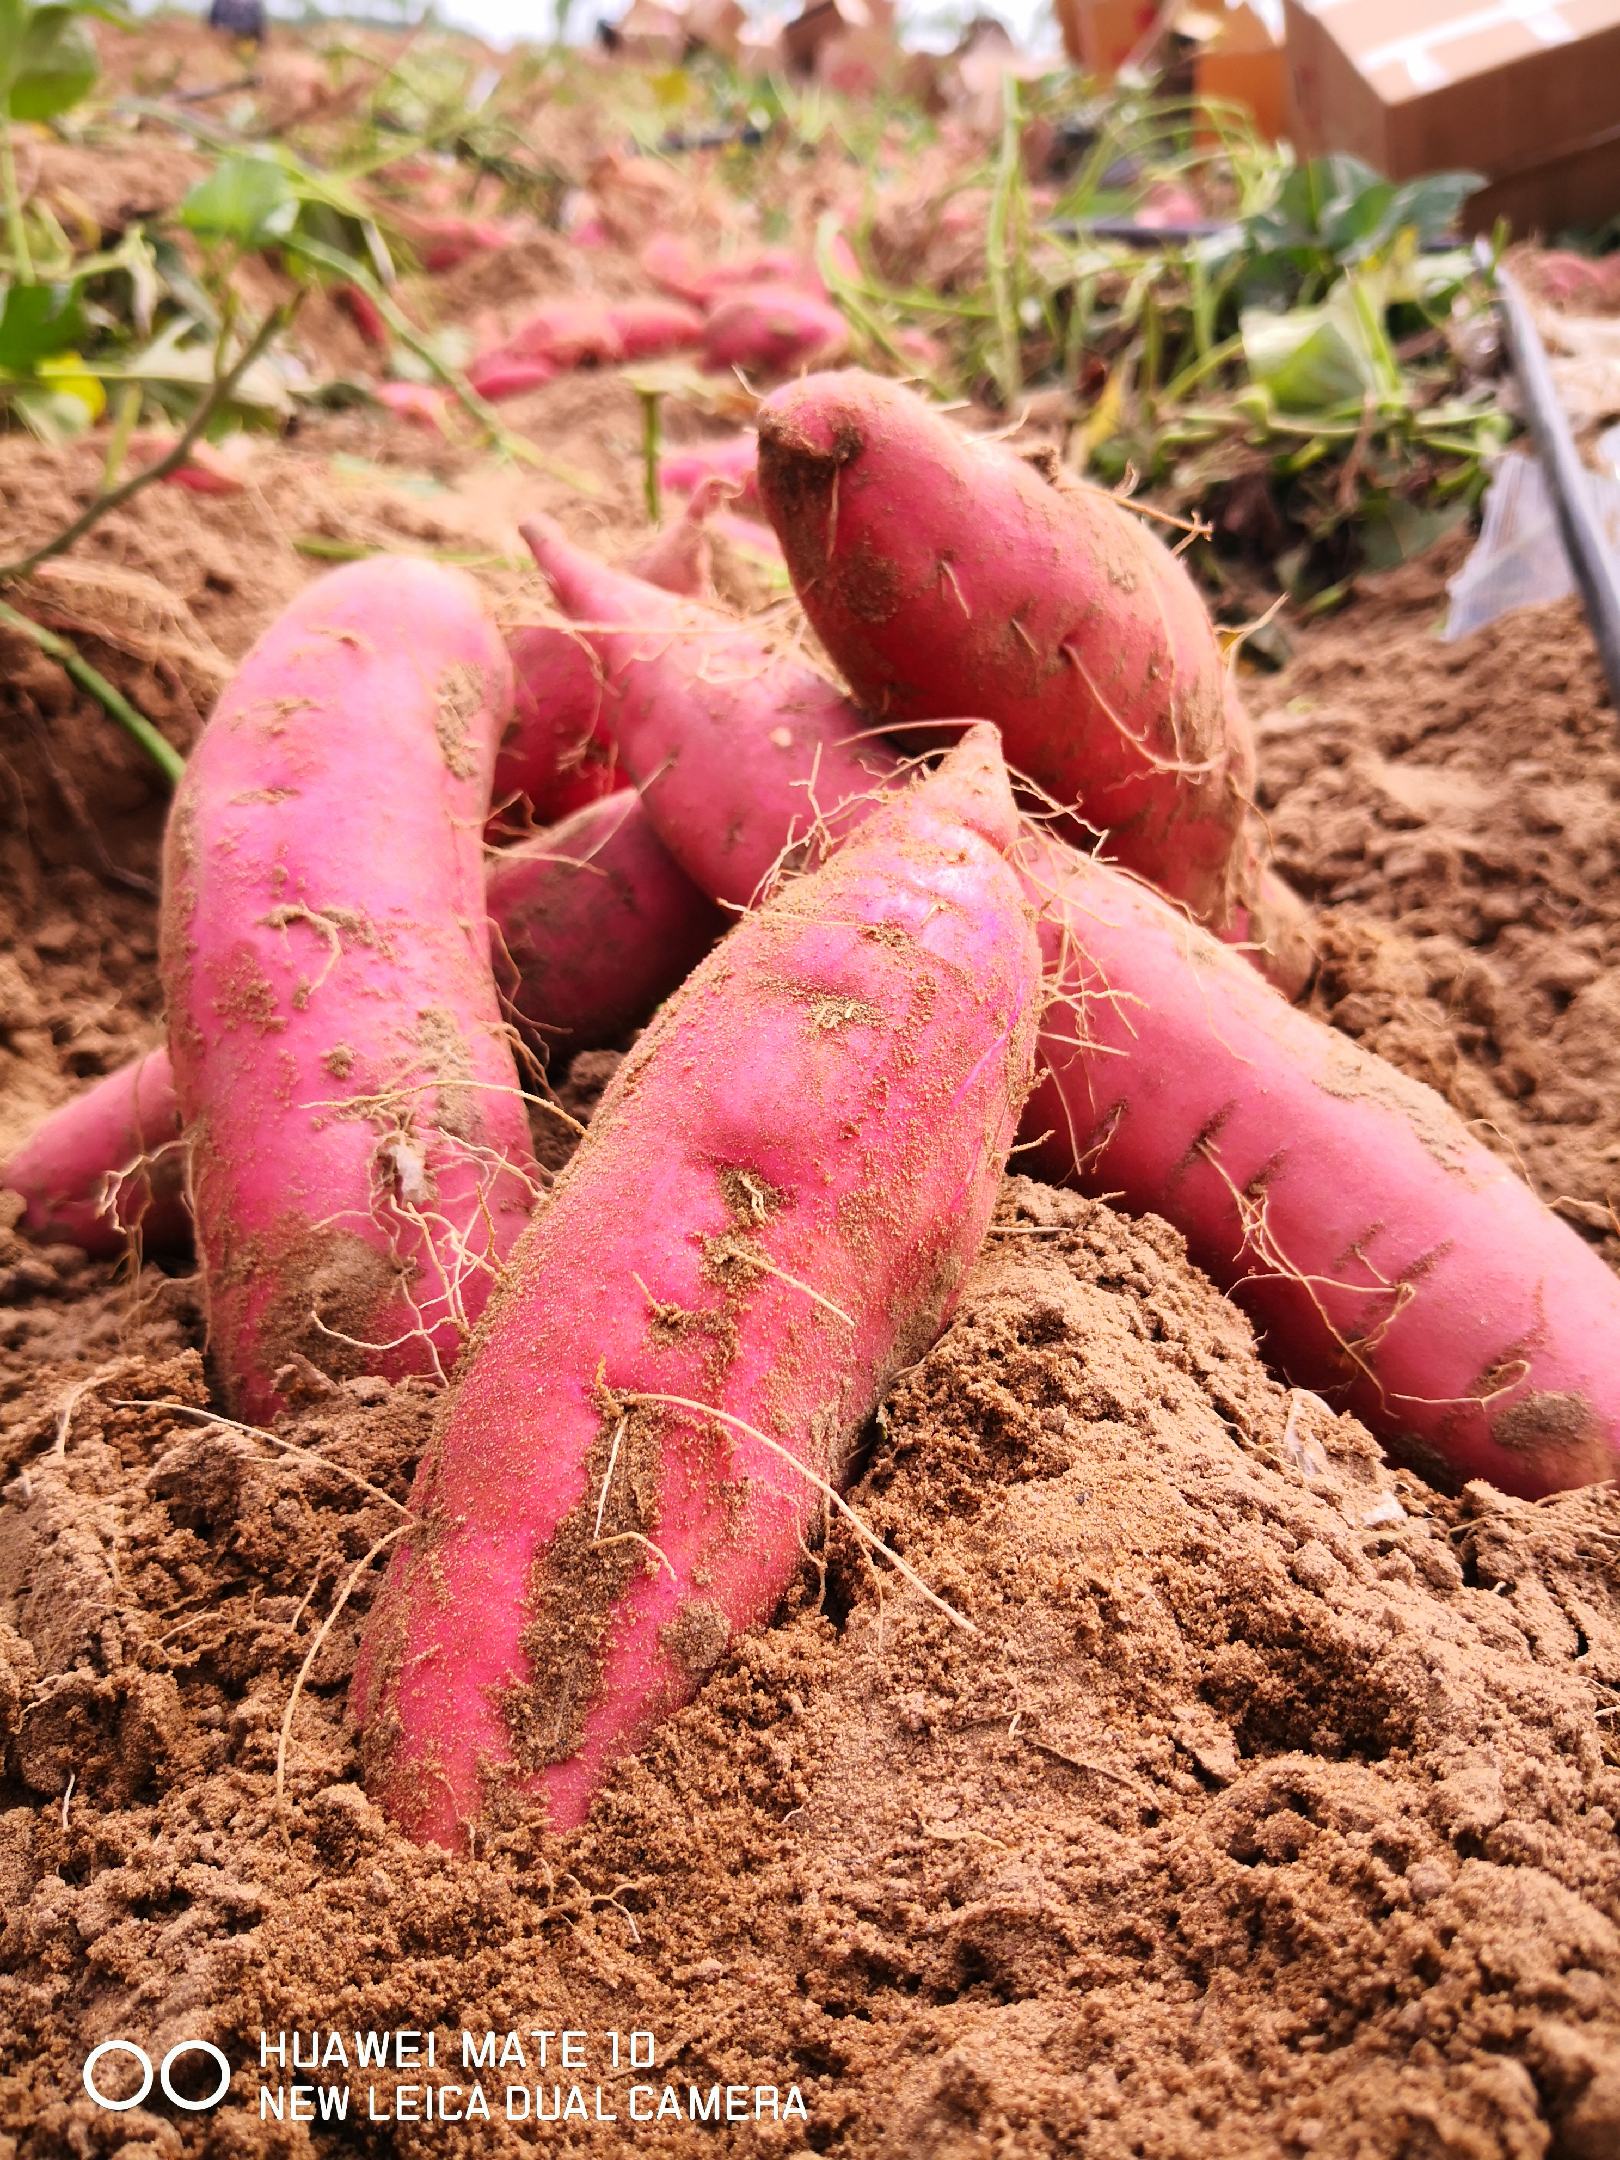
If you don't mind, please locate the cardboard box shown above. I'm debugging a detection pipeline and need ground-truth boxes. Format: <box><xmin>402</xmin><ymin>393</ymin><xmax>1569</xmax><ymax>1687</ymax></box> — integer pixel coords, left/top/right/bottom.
<box><xmin>1284</xmin><ymin>0</ymin><xmax>1620</xmax><ymax>235</ymax></box>
<box><xmin>780</xmin><ymin>0</ymin><xmax>894</xmax><ymax>76</ymax></box>
<box><xmin>1056</xmin><ymin>0</ymin><xmax>1164</xmax><ymax>77</ymax></box>
<box><xmin>1192</xmin><ymin>3</ymin><xmax>1288</xmax><ymax>139</ymax></box>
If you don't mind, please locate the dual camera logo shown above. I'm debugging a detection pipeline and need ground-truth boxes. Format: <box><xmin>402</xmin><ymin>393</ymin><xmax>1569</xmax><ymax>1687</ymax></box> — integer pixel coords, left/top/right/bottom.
<box><xmin>82</xmin><ymin>2039</ymin><xmax>232</xmax><ymax>2113</ymax></box>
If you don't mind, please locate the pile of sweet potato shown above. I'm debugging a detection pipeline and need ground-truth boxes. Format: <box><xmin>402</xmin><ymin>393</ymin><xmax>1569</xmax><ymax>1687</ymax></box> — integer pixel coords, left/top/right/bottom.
<box><xmin>8</xmin><ymin>368</ymin><xmax>1618</xmax><ymax>1850</ymax></box>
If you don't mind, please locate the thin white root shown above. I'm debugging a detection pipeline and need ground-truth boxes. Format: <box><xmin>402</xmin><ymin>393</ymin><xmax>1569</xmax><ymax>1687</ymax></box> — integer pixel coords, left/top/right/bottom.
<box><xmin>619</xmin><ymin>1390</ymin><xmax>977</xmax><ymax>1637</ymax></box>
<box><xmin>276</xmin><ymin>1520</ymin><xmax>409</xmax><ymax>1811</ymax></box>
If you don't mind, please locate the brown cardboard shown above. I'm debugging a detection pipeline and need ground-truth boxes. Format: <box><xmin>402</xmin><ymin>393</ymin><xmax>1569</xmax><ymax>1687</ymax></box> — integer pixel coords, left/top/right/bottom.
<box><xmin>1284</xmin><ymin>0</ymin><xmax>1620</xmax><ymax>234</ymax></box>
<box><xmin>1059</xmin><ymin>0</ymin><xmax>1164</xmax><ymax>76</ymax></box>
<box><xmin>781</xmin><ymin>0</ymin><xmax>894</xmax><ymax>75</ymax></box>
<box><xmin>1190</xmin><ymin>3</ymin><xmax>1288</xmax><ymax>139</ymax></box>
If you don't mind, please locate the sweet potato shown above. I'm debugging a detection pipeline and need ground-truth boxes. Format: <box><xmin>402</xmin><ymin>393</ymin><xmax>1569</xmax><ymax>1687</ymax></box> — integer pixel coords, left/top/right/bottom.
<box><xmin>495</xmin><ymin>623</ymin><xmax>621</xmax><ymax>825</ymax></box>
<box><xmin>625</xmin><ymin>476</ymin><xmax>726</xmax><ymax>598</ymax></box>
<box><xmin>398</xmin><ymin>212</ymin><xmax>519</xmax><ymax>273</ymax></box>
<box><xmin>659</xmin><ymin>429</ymin><xmax>759</xmax><ymax>508</ymax></box>
<box><xmin>12</xmin><ymin>799</ymin><xmax>713</xmax><ymax>1259</ymax></box>
<box><xmin>352</xmin><ymin>727</ymin><xmax>1042</xmax><ymax>1843</ymax></box>
<box><xmin>642</xmin><ymin>236</ymin><xmax>811</xmax><ymax>308</ymax></box>
<box><xmin>522</xmin><ymin>512</ymin><xmax>888</xmax><ymax>907</ymax></box>
<box><xmin>465</xmin><ymin>354</ymin><xmax>558</xmax><ymax>402</ymax></box>
<box><xmin>1019</xmin><ymin>830</ymin><xmax>1620</xmax><ymax>1500</ymax></box>
<box><xmin>336</xmin><ymin>281</ymin><xmax>389</xmax><ymax>351</ymax></box>
<box><xmin>1</xmin><ymin>1053</ymin><xmax>188</xmax><ymax>1258</ymax></box>
<box><xmin>607</xmin><ymin>295</ymin><xmax>706</xmax><ymax>360</ymax></box>
<box><xmin>755</xmin><ymin>369</ymin><xmax>1302</xmax><ymax>984</ymax></box>
<box><xmin>517</xmin><ymin>523</ymin><xmax>1620</xmax><ymax>1500</ymax></box>
<box><xmin>375</xmin><ymin>382</ymin><xmax>450</xmax><ymax>432</ymax></box>
<box><xmin>490</xmin><ymin>791</ymin><xmax>722</xmax><ymax>1049</ymax></box>
<box><xmin>160</xmin><ymin>558</ymin><xmax>539</xmax><ymax>1422</ymax></box>
<box><xmin>701</xmin><ymin>284</ymin><xmax>849</xmax><ymax>376</ymax></box>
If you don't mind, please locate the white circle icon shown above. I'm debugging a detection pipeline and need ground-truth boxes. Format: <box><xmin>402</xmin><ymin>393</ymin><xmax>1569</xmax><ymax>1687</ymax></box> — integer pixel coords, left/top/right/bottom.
<box><xmin>160</xmin><ymin>2040</ymin><xmax>233</xmax><ymax>2111</ymax></box>
<box><xmin>82</xmin><ymin>2039</ymin><xmax>232</xmax><ymax>2113</ymax></box>
<box><xmin>82</xmin><ymin>2041</ymin><xmax>152</xmax><ymax>2112</ymax></box>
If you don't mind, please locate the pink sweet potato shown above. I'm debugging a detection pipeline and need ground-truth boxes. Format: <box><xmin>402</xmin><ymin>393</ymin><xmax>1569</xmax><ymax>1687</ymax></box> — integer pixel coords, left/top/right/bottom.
<box><xmin>489</xmin><ymin>791</ymin><xmax>722</xmax><ymax>1048</ymax></box>
<box><xmin>13</xmin><ymin>801</ymin><xmax>713</xmax><ymax>1261</ymax></box>
<box><xmin>336</xmin><ymin>282</ymin><xmax>390</xmax><ymax>351</ymax></box>
<box><xmin>398</xmin><ymin>212</ymin><xmax>519</xmax><ymax>274</ymax></box>
<box><xmin>494</xmin><ymin>623</ymin><xmax>621</xmax><ymax>825</ymax></box>
<box><xmin>375</xmin><ymin>382</ymin><xmax>451</xmax><ymax>432</ymax></box>
<box><xmin>659</xmin><ymin>429</ymin><xmax>759</xmax><ymax>508</ymax></box>
<box><xmin>701</xmin><ymin>284</ymin><xmax>849</xmax><ymax>376</ymax></box>
<box><xmin>465</xmin><ymin>353</ymin><xmax>558</xmax><ymax>402</ymax></box>
<box><xmin>642</xmin><ymin>236</ymin><xmax>812</xmax><ymax>308</ymax></box>
<box><xmin>352</xmin><ymin>727</ymin><xmax>1042</xmax><ymax>1843</ymax></box>
<box><xmin>522</xmin><ymin>512</ymin><xmax>888</xmax><ymax>907</ymax></box>
<box><xmin>756</xmin><ymin>370</ymin><xmax>1300</xmax><ymax>980</ymax></box>
<box><xmin>160</xmin><ymin>558</ymin><xmax>539</xmax><ymax>1422</ymax></box>
<box><xmin>1</xmin><ymin>1052</ymin><xmax>188</xmax><ymax>1258</ymax></box>
<box><xmin>606</xmin><ymin>295</ymin><xmax>705</xmax><ymax>360</ymax></box>
<box><xmin>625</xmin><ymin>474</ymin><xmax>733</xmax><ymax>598</ymax></box>
<box><xmin>521</xmin><ymin>519</ymin><xmax>1620</xmax><ymax>1500</ymax></box>
<box><xmin>1019</xmin><ymin>830</ymin><xmax>1620</xmax><ymax>1500</ymax></box>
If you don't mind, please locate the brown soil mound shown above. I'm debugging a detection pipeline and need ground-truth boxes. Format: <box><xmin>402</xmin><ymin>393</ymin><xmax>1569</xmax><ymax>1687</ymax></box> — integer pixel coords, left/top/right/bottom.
<box><xmin>1255</xmin><ymin>561</ymin><xmax>1620</xmax><ymax>1257</ymax></box>
<box><xmin>4</xmin><ymin>1178</ymin><xmax>1618</xmax><ymax>2158</ymax></box>
<box><xmin>2</xmin><ymin>441</ymin><xmax>1619</xmax><ymax>2150</ymax></box>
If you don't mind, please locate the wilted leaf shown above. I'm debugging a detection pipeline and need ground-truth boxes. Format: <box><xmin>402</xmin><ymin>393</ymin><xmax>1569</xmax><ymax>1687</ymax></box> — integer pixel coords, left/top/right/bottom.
<box><xmin>35</xmin><ymin>347</ymin><xmax>104</xmax><ymax>417</ymax></box>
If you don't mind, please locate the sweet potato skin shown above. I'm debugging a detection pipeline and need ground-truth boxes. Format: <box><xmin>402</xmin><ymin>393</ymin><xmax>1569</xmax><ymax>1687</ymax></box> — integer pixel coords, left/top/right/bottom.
<box><xmin>756</xmin><ymin>370</ymin><xmax>1267</xmax><ymax>945</ymax></box>
<box><xmin>523</xmin><ymin>513</ymin><xmax>888</xmax><ymax>908</ymax></box>
<box><xmin>701</xmin><ymin>285</ymin><xmax>848</xmax><ymax>376</ymax></box>
<box><xmin>160</xmin><ymin>557</ymin><xmax>538</xmax><ymax>1422</ymax></box>
<box><xmin>1</xmin><ymin>1053</ymin><xmax>188</xmax><ymax>1257</ymax></box>
<box><xmin>352</xmin><ymin>728</ymin><xmax>1042</xmax><ymax>1844</ymax></box>
<box><xmin>1020</xmin><ymin>832</ymin><xmax>1620</xmax><ymax>1499</ymax></box>
<box><xmin>494</xmin><ymin>624</ymin><xmax>621</xmax><ymax>825</ymax></box>
<box><xmin>489</xmin><ymin>792</ymin><xmax>723</xmax><ymax>1048</ymax></box>
<box><xmin>13</xmin><ymin>799</ymin><xmax>711</xmax><ymax>1257</ymax></box>
<box><xmin>659</xmin><ymin>430</ymin><xmax>759</xmax><ymax>508</ymax></box>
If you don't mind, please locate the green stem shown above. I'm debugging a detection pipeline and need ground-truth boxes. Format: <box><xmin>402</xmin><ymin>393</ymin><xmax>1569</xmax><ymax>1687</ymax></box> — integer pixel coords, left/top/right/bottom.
<box><xmin>0</xmin><ymin>599</ymin><xmax>183</xmax><ymax>786</ymax></box>
<box><xmin>0</xmin><ymin>117</ymin><xmax>34</xmax><ymax>279</ymax></box>
<box><xmin>637</xmin><ymin>387</ymin><xmax>662</xmax><ymax>525</ymax></box>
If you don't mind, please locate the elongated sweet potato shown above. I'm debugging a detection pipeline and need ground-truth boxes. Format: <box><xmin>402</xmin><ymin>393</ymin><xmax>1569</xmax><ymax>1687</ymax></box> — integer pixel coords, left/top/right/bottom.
<box><xmin>12</xmin><ymin>798</ymin><xmax>714</xmax><ymax>1259</ymax></box>
<box><xmin>702</xmin><ymin>284</ymin><xmax>848</xmax><ymax>376</ymax></box>
<box><xmin>1019</xmin><ymin>830</ymin><xmax>1620</xmax><ymax>1499</ymax></box>
<box><xmin>515</xmin><ymin>524</ymin><xmax>1620</xmax><ymax>1500</ymax></box>
<box><xmin>160</xmin><ymin>558</ymin><xmax>539</xmax><ymax>1421</ymax></box>
<box><xmin>755</xmin><ymin>369</ymin><xmax>1304</xmax><ymax>985</ymax></box>
<box><xmin>659</xmin><ymin>430</ymin><xmax>759</xmax><ymax>508</ymax></box>
<box><xmin>495</xmin><ymin>623</ymin><xmax>621</xmax><ymax>825</ymax></box>
<box><xmin>489</xmin><ymin>792</ymin><xmax>722</xmax><ymax>1048</ymax></box>
<box><xmin>2</xmin><ymin>1053</ymin><xmax>188</xmax><ymax>1257</ymax></box>
<box><xmin>522</xmin><ymin>513</ymin><xmax>888</xmax><ymax>908</ymax></box>
<box><xmin>353</xmin><ymin>727</ymin><xmax>1042</xmax><ymax>1844</ymax></box>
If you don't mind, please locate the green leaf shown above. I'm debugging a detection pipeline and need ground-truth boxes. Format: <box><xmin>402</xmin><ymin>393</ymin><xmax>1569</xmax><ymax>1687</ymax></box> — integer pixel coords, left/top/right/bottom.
<box><xmin>1242</xmin><ymin>302</ymin><xmax>1377</xmax><ymax>411</ymax></box>
<box><xmin>0</xmin><ymin>278</ymin><xmax>84</xmax><ymax>367</ymax></box>
<box><xmin>7</xmin><ymin>5</ymin><xmax>99</xmax><ymax>121</ymax></box>
<box><xmin>181</xmin><ymin>154</ymin><xmax>299</xmax><ymax>248</ymax></box>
